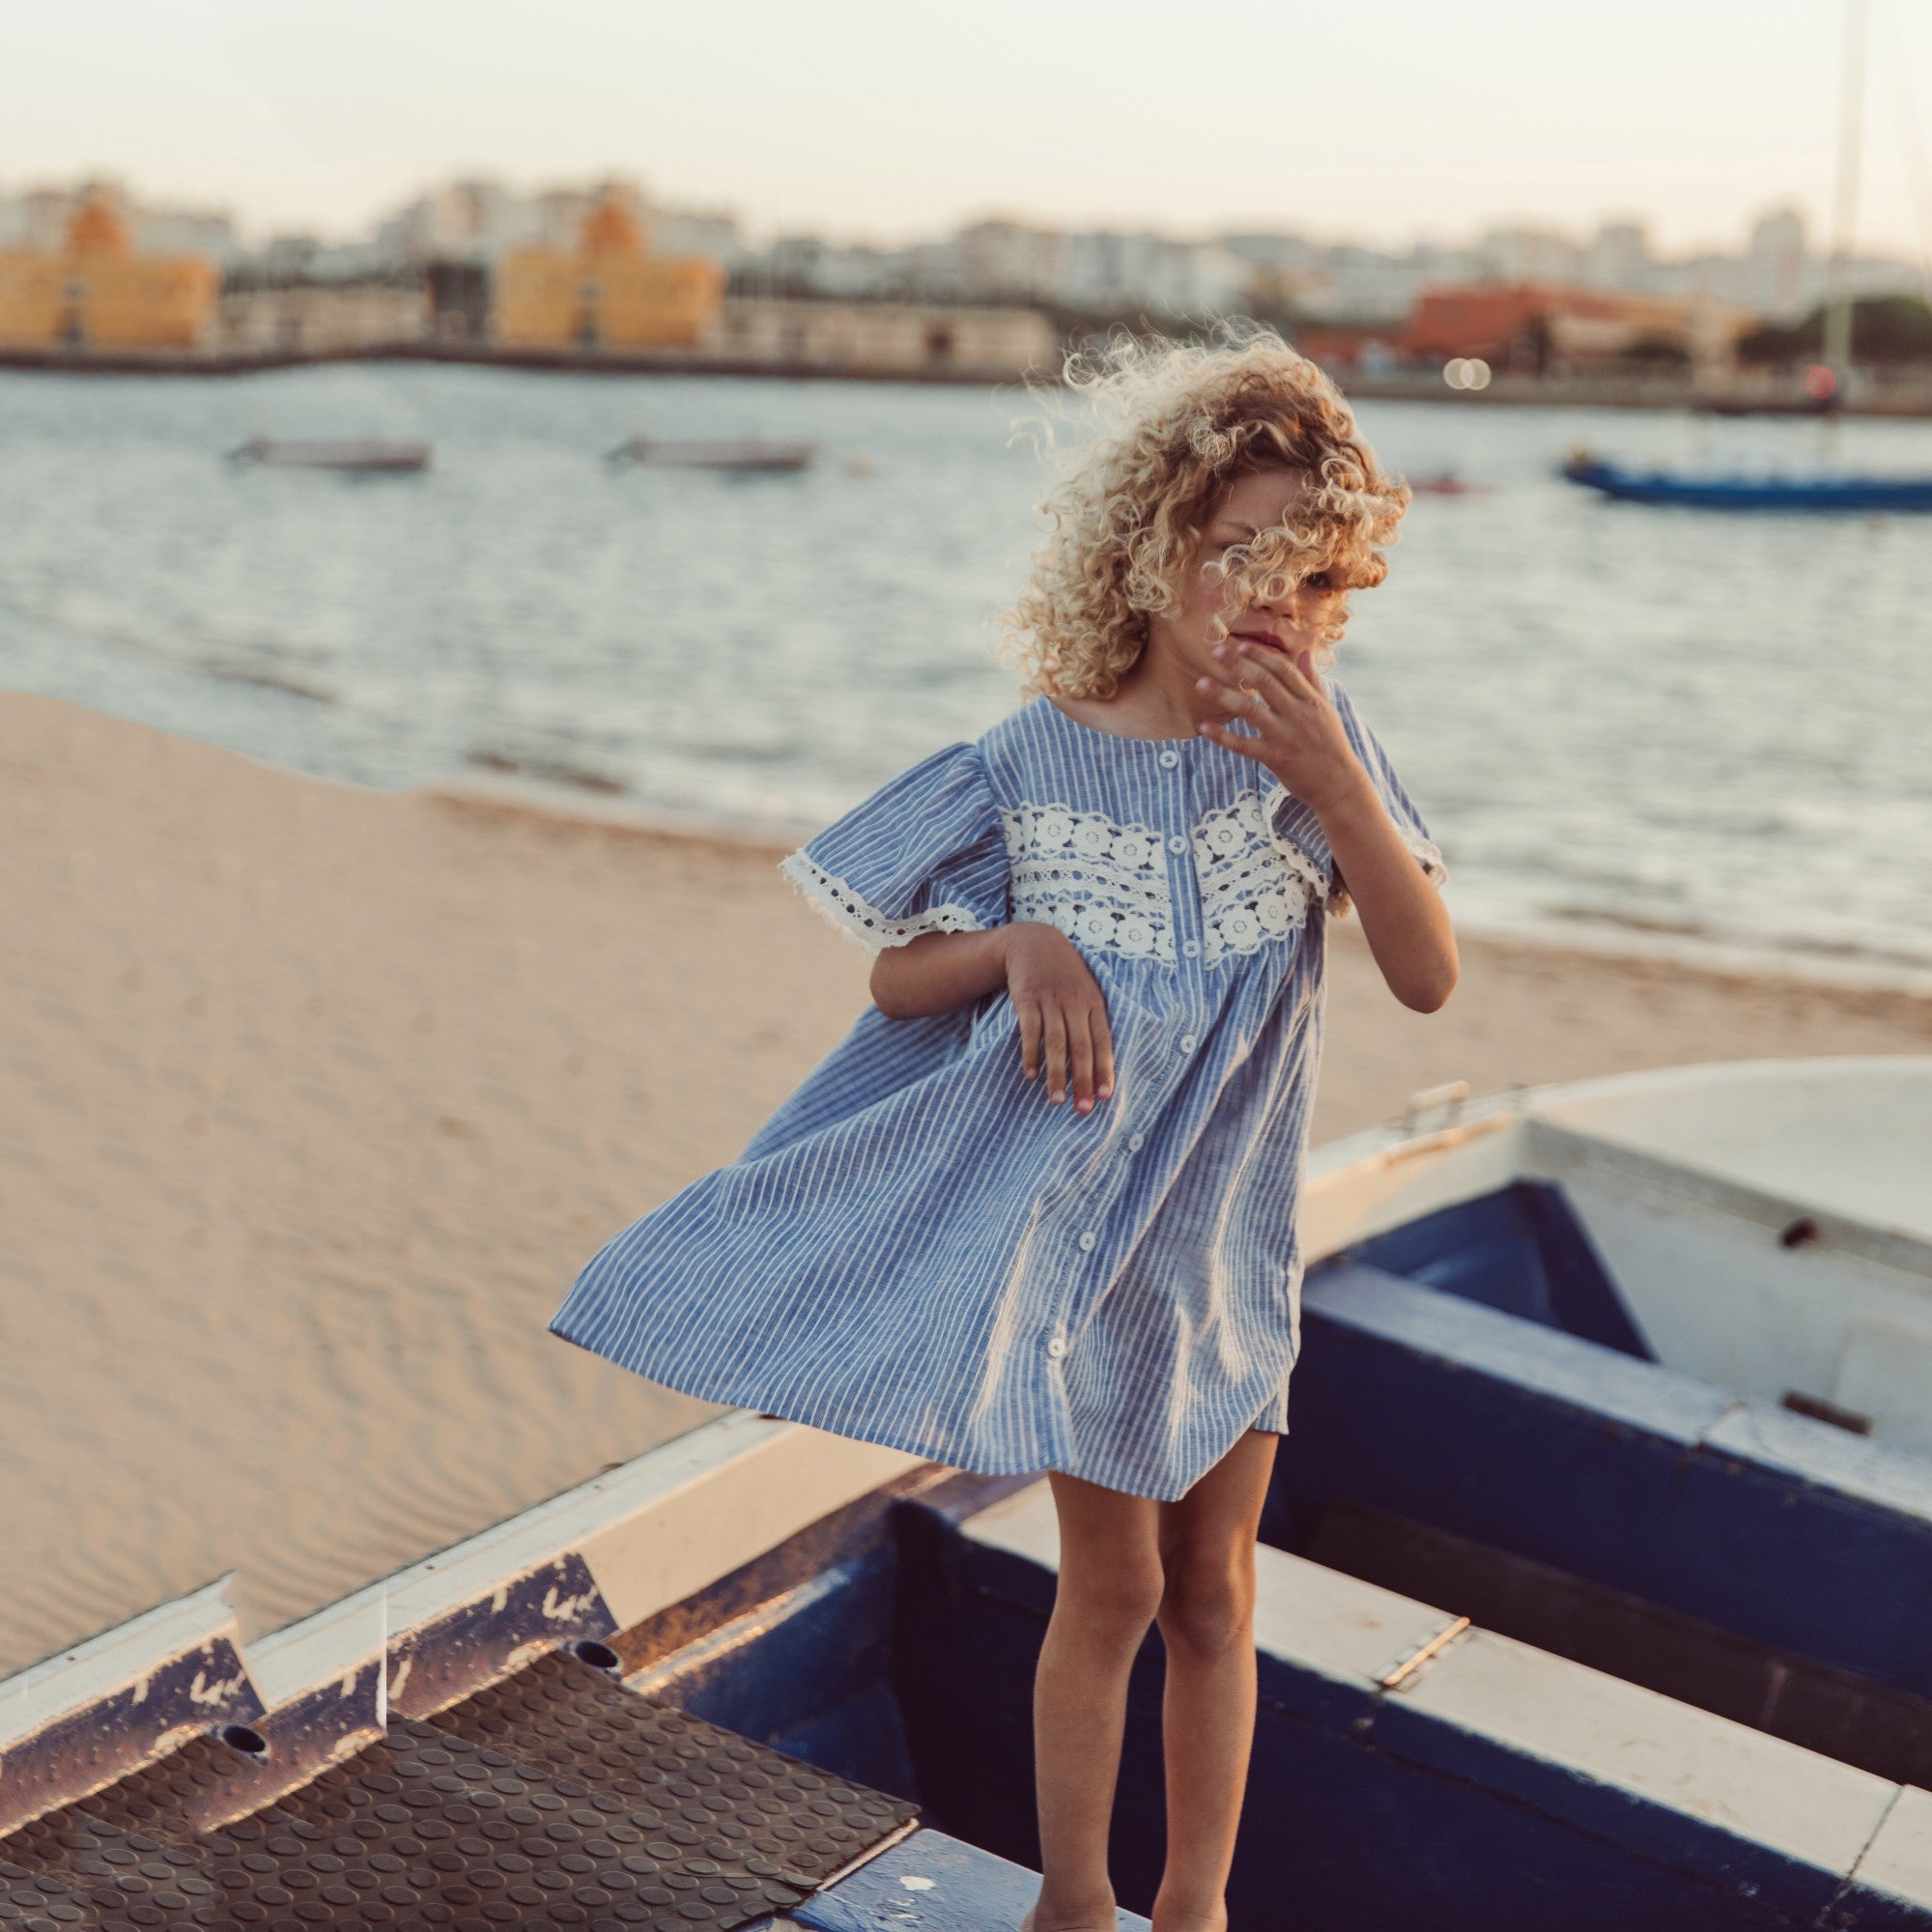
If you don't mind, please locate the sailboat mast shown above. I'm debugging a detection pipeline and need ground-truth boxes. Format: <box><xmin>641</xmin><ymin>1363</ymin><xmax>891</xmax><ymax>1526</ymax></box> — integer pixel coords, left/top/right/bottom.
<box><xmin>1822</xmin><ymin>0</ymin><xmax>1869</xmax><ymax>381</ymax></box>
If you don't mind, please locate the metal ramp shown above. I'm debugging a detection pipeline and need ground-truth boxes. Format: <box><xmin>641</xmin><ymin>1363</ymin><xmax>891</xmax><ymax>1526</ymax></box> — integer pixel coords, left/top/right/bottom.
<box><xmin>0</xmin><ymin>1647</ymin><xmax>917</xmax><ymax>1930</ymax></box>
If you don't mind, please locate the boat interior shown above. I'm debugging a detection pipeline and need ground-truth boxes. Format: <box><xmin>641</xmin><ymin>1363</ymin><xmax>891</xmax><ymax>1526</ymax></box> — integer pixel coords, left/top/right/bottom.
<box><xmin>4</xmin><ymin>1061</ymin><xmax>1929</xmax><ymax>1928</ymax></box>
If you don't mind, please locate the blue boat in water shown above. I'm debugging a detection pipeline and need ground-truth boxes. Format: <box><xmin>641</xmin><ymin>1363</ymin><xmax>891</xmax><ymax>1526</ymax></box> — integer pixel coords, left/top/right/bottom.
<box><xmin>3</xmin><ymin>1058</ymin><xmax>1929</xmax><ymax>1929</ymax></box>
<box><xmin>1562</xmin><ymin>453</ymin><xmax>1932</xmax><ymax>512</ymax></box>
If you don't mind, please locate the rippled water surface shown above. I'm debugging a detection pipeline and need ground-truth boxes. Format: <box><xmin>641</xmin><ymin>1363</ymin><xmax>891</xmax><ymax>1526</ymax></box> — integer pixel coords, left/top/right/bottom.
<box><xmin>5</xmin><ymin>363</ymin><xmax>1931</xmax><ymax>975</ymax></box>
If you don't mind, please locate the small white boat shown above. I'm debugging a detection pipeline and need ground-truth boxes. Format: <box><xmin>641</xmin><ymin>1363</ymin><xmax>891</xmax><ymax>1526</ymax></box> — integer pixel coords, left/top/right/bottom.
<box><xmin>607</xmin><ymin>437</ymin><xmax>816</xmax><ymax>473</ymax></box>
<box><xmin>227</xmin><ymin>439</ymin><xmax>432</xmax><ymax>473</ymax></box>
<box><xmin>1307</xmin><ymin>1054</ymin><xmax>1932</xmax><ymax>1447</ymax></box>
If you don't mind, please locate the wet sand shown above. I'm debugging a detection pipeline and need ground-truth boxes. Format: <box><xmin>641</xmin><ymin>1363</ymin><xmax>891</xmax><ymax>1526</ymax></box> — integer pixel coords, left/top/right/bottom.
<box><xmin>4</xmin><ymin>690</ymin><xmax>1929</xmax><ymax>1678</ymax></box>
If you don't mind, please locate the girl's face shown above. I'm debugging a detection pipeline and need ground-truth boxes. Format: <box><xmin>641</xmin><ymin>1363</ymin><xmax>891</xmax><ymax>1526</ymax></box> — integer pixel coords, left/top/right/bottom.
<box><xmin>1150</xmin><ymin>466</ymin><xmax>1347</xmax><ymax>685</ymax></box>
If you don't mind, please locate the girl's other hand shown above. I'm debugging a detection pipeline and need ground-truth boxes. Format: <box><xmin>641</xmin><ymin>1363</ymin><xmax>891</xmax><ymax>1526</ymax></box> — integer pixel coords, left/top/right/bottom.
<box><xmin>1195</xmin><ymin>642</ymin><xmax>1360</xmax><ymax>812</ymax></box>
<box><xmin>1003</xmin><ymin>923</ymin><xmax>1115</xmax><ymax>1112</ymax></box>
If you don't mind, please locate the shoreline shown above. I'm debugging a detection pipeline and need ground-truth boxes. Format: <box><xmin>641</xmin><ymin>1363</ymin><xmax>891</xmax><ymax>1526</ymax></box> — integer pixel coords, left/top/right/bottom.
<box><xmin>3</xmin><ymin>345</ymin><xmax>1930</xmax><ymax>417</ymax></box>
<box><xmin>4</xmin><ymin>690</ymin><xmax>1928</xmax><ymax>1685</ymax></box>
<box><xmin>427</xmin><ymin>767</ymin><xmax>1932</xmax><ymax>1003</ymax></box>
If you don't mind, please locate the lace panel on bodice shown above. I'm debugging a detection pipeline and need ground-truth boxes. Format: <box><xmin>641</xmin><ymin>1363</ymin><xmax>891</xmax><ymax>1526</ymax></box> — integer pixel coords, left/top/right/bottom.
<box><xmin>1001</xmin><ymin>804</ymin><xmax>1177</xmax><ymax>964</ymax></box>
<box><xmin>1191</xmin><ymin>790</ymin><xmax>1328</xmax><ymax>968</ymax></box>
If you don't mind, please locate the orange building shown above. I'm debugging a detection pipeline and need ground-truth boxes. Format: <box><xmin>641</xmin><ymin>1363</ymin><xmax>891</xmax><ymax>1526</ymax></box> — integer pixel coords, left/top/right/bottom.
<box><xmin>0</xmin><ymin>185</ymin><xmax>218</xmax><ymax>352</ymax></box>
<box><xmin>1405</xmin><ymin>283</ymin><xmax>1747</xmax><ymax>378</ymax></box>
<box><xmin>493</xmin><ymin>186</ymin><xmax>724</xmax><ymax>352</ymax></box>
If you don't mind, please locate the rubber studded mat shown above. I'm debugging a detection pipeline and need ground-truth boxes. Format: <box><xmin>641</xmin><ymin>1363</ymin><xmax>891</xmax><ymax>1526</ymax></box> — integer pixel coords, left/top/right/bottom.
<box><xmin>0</xmin><ymin>1650</ymin><xmax>919</xmax><ymax>1930</ymax></box>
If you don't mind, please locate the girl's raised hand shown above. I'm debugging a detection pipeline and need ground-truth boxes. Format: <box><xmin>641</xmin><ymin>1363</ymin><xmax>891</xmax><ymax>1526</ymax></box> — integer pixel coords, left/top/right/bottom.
<box><xmin>1002</xmin><ymin>923</ymin><xmax>1115</xmax><ymax>1113</ymax></box>
<box><xmin>1196</xmin><ymin>641</ymin><xmax>1361</xmax><ymax>813</ymax></box>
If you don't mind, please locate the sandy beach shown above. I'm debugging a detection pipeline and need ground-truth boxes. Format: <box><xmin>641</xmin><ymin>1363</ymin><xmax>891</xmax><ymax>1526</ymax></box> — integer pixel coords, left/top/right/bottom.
<box><xmin>5</xmin><ymin>688</ymin><xmax>1929</xmax><ymax>1680</ymax></box>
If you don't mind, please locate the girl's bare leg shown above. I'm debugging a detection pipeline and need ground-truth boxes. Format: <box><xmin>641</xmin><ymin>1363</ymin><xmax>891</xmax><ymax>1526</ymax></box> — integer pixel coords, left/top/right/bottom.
<box><xmin>1022</xmin><ymin>1471</ymin><xmax>1165</xmax><ymax>1932</ymax></box>
<box><xmin>1150</xmin><ymin>1429</ymin><xmax>1278</xmax><ymax>1932</ymax></box>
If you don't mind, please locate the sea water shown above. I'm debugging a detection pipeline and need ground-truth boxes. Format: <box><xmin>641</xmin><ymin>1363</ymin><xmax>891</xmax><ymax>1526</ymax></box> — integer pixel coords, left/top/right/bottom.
<box><xmin>3</xmin><ymin>361</ymin><xmax>1930</xmax><ymax>980</ymax></box>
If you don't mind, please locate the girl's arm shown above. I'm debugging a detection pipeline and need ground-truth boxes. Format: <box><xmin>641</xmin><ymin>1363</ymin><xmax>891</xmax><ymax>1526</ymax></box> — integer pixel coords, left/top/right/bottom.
<box><xmin>1304</xmin><ymin>766</ymin><xmax>1459</xmax><ymax>1012</ymax></box>
<box><xmin>870</xmin><ymin>924</ymin><xmax>1117</xmax><ymax>1112</ymax></box>
<box><xmin>1196</xmin><ymin>642</ymin><xmax>1459</xmax><ymax>1013</ymax></box>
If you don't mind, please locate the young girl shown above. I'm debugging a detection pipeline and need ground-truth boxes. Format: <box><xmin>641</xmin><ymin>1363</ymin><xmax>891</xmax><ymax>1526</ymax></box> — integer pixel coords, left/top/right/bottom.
<box><xmin>551</xmin><ymin>330</ymin><xmax>1455</xmax><ymax>1932</ymax></box>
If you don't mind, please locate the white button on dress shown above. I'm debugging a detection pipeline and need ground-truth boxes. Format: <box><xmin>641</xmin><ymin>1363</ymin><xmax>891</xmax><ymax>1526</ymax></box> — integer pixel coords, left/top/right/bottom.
<box><xmin>1179</xmin><ymin>1034</ymin><xmax>1198</xmax><ymax>1053</ymax></box>
<box><xmin>1127</xmin><ymin>1132</ymin><xmax>1146</xmax><ymax>1151</ymax></box>
<box><xmin>1182</xmin><ymin>939</ymin><xmax>1201</xmax><ymax>959</ymax></box>
<box><xmin>1077</xmin><ymin>1231</ymin><xmax>1096</xmax><ymax>1251</ymax></box>
<box><xmin>1159</xmin><ymin>750</ymin><xmax>1180</xmax><ymax>769</ymax></box>
<box><xmin>1046</xmin><ymin>1336</ymin><xmax>1067</xmax><ymax>1358</ymax></box>
<box><xmin>1166</xmin><ymin>835</ymin><xmax>1188</xmax><ymax>856</ymax></box>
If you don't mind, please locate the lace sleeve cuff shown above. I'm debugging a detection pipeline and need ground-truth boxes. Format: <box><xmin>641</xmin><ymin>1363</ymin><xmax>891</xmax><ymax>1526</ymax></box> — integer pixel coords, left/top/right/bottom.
<box><xmin>780</xmin><ymin>852</ymin><xmax>988</xmax><ymax>957</ymax></box>
<box><xmin>1401</xmin><ymin>831</ymin><xmax>1449</xmax><ymax>888</ymax></box>
<box><xmin>1262</xmin><ymin>781</ymin><xmax>1446</xmax><ymax>921</ymax></box>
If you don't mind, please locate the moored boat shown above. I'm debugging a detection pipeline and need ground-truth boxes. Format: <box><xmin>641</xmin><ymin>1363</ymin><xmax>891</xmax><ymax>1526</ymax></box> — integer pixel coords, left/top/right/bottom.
<box><xmin>1562</xmin><ymin>452</ymin><xmax>1932</xmax><ymax>511</ymax></box>
<box><xmin>227</xmin><ymin>438</ymin><xmax>432</xmax><ymax>473</ymax></box>
<box><xmin>607</xmin><ymin>438</ymin><xmax>817</xmax><ymax>473</ymax></box>
<box><xmin>1406</xmin><ymin>471</ymin><xmax>1493</xmax><ymax>497</ymax></box>
<box><xmin>4</xmin><ymin>1057</ymin><xmax>1929</xmax><ymax>1928</ymax></box>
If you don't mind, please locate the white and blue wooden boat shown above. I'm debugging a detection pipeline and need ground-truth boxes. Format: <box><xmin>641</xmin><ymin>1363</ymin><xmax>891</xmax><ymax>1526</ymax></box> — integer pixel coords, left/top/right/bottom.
<box><xmin>3</xmin><ymin>1057</ymin><xmax>1928</xmax><ymax>1929</ymax></box>
<box><xmin>1562</xmin><ymin>453</ymin><xmax>1932</xmax><ymax>513</ymax></box>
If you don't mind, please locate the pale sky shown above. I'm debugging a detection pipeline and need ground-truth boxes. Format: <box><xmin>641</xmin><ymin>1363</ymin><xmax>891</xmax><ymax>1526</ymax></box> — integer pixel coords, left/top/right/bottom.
<box><xmin>6</xmin><ymin>0</ymin><xmax>1932</xmax><ymax>259</ymax></box>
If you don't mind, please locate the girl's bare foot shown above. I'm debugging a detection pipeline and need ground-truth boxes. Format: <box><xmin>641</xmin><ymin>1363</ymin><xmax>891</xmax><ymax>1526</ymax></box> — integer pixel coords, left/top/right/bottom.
<box><xmin>1021</xmin><ymin>1891</ymin><xmax>1120</xmax><ymax>1930</ymax></box>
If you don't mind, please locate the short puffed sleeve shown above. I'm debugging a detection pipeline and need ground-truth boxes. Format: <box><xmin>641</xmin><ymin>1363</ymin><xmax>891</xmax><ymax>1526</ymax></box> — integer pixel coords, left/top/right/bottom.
<box><xmin>1265</xmin><ymin>677</ymin><xmax>1446</xmax><ymax>917</ymax></box>
<box><xmin>780</xmin><ymin>740</ymin><xmax>1009</xmax><ymax>955</ymax></box>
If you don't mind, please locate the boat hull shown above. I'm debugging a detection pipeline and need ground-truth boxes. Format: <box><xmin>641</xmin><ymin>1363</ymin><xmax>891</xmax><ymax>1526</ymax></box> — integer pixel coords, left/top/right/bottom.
<box><xmin>611</xmin><ymin>438</ymin><xmax>816</xmax><ymax>472</ymax></box>
<box><xmin>229</xmin><ymin>438</ymin><xmax>431</xmax><ymax>472</ymax></box>
<box><xmin>1563</xmin><ymin>456</ymin><xmax>1932</xmax><ymax>511</ymax></box>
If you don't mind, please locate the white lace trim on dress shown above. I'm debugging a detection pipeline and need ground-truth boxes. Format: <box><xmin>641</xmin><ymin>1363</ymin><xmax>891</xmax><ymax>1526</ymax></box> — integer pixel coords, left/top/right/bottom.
<box><xmin>1194</xmin><ymin>790</ymin><xmax>1327</xmax><ymax>968</ymax></box>
<box><xmin>1258</xmin><ymin>779</ymin><xmax>1446</xmax><ymax>922</ymax></box>
<box><xmin>1001</xmin><ymin>802</ymin><xmax>1177</xmax><ymax>965</ymax></box>
<box><xmin>780</xmin><ymin>852</ymin><xmax>986</xmax><ymax>956</ymax></box>
<box><xmin>1398</xmin><ymin>831</ymin><xmax>1449</xmax><ymax>885</ymax></box>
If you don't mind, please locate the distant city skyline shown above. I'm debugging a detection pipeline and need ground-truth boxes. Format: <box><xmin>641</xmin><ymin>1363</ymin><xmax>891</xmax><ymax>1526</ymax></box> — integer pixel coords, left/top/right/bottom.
<box><xmin>17</xmin><ymin>169</ymin><xmax>1918</xmax><ymax>335</ymax></box>
<box><xmin>7</xmin><ymin>0</ymin><xmax>1932</xmax><ymax>261</ymax></box>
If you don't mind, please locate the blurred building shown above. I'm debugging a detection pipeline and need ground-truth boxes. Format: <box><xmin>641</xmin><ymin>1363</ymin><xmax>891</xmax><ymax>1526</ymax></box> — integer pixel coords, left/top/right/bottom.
<box><xmin>1290</xmin><ymin>245</ymin><xmax>1470</xmax><ymax>323</ymax></box>
<box><xmin>0</xmin><ymin>183</ymin><xmax>218</xmax><ymax>352</ymax></box>
<box><xmin>1473</xmin><ymin>225</ymin><xmax>1583</xmax><ymax>285</ymax></box>
<box><xmin>493</xmin><ymin>185</ymin><xmax>724</xmax><ymax>350</ymax></box>
<box><xmin>378</xmin><ymin>178</ymin><xmax>529</xmax><ymax>264</ymax></box>
<box><xmin>217</xmin><ymin>281</ymin><xmax>428</xmax><ymax>356</ymax></box>
<box><xmin>955</xmin><ymin>220</ymin><xmax>1065</xmax><ymax>303</ymax></box>
<box><xmin>1406</xmin><ymin>283</ymin><xmax>1750</xmax><ymax>377</ymax></box>
<box><xmin>0</xmin><ymin>181</ymin><xmax>240</xmax><ymax>262</ymax></box>
<box><xmin>1289</xmin><ymin>326</ymin><xmax>1404</xmax><ymax>376</ymax></box>
<box><xmin>946</xmin><ymin>217</ymin><xmax>1255</xmax><ymax>317</ymax></box>
<box><xmin>652</xmin><ymin>207</ymin><xmax>746</xmax><ymax>268</ymax></box>
<box><xmin>1059</xmin><ymin>231</ymin><xmax>1247</xmax><ymax>316</ymax></box>
<box><xmin>707</xmin><ymin>298</ymin><xmax>1054</xmax><ymax>379</ymax></box>
<box><xmin>1578</xmin><ymin>220</ymin><xmax>1655</xmax><ymax>291</ymax></box>
<box><xmin>1735</xmin><ymin>207</ymin><xmax>1812</xmax><ymax>320</ymax></box>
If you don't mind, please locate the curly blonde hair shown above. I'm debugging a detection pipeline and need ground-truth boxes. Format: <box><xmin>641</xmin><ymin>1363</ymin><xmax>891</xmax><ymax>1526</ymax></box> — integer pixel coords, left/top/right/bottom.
<box><xmin>1001</xmin><ymin>327</ymin><xmax>1409</xmax><ymax>699</ymax></box>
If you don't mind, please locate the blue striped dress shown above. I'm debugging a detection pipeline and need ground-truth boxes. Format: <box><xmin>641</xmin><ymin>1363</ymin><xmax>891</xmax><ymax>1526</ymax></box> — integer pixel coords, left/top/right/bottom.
<box><xmin>550</xmin><ymin>681</ymin><xmax>1445</xmax><ymax>1501</ymax></box>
